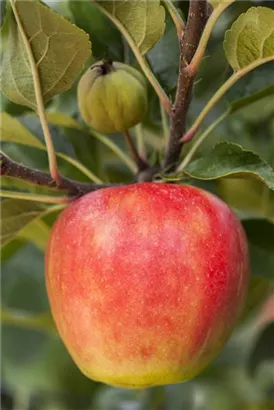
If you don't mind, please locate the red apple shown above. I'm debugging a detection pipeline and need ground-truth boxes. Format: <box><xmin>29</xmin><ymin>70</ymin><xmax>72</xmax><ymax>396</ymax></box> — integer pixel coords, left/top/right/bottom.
<box><xmin>46</xmin><ymin>183</ymin><xmax>249</xmax><ymax>388</ymax></box>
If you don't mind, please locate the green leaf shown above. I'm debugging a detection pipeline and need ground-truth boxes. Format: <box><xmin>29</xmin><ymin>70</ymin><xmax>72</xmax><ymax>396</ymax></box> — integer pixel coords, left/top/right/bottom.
<box><xmin>1</xmin><ymin>175</ymin><xmax>65</xmax><ymax>196</ymax></box>
<box><xmin>94</xmin><ymin>0</ymin><xmax>165</xmax><ymax>55</ymax></box>
<box><xmin>243</xmin><ymin>219</ymin><xmax>274</xmax><ymax>280</ymax></box>
<box><xmin>18</xmin><ymin>219</ymin><xmax>50</xmax><ymax>251</ymax></box>
<box><xmin>1</xmin><ymin>199</ymin><xmax>45</xmax><ymax>247</ymax></box>
<box><xmin>240</xmin><ymin>276</ymin><xmax>273</xmax><ymax>322</ymax></box>
<box><xmin>0</xmin><ymin>0</ymin><xmax>91</xmax><ymax>109</ymax></box>
<box><xmin>1</xmin><ymin>113</ymin><xmax>102</xmax><ymax>182</ymax></box>
<box><xmin>209</xmin><ymin>0</ymin><xmax>235</xmax><ymax>8</ymax></box>
<box><xmin>224</xmin><ymin>7</ymin><xmax>274</xmax><ymax>72</ymax></box>
<box><xmin>46</xmin><ymin>112</ymin><xmax>137</xmax><ymax>173</ymax></box>
<box><xmin>185</xmin><ymin>142</ymin><xmax>274</xmax><ymax>191</ymax></box>
<box><xmin>1</xmin><ymin>199</ymin><xmax>64</xmax><ymax>247</ymax></box>
<box><xmin>248</xmin><ymin>323</ymin><xmax>274</xmax><ymax>375</ymax></box>
<box><xmin>229</xmin><ymin>82</ymin><xmax>274</xmax><ymax>114</ymax></box>
<box><xmin>69</xmin><ymin>1</ymin><xmax>123</xmax><ymax>61</ymax></box>
<box><xmin>0</xmin><ymin>112</ymin><xmax>44</xmax><ymax>149</ymax></box>
<box><xmin>1</xmin><ymin>240</ymin><xmax>24</xmax><ymax>264</ymax></box>
<box><xmin>218</xmin><ymin>179</ymin><xmax>274</xmax><ymax>219</ymax></box>
<box><xmin>147</xmin><ymin>15</ymin><xmax>179</xmax><ymax>93</ymax></box>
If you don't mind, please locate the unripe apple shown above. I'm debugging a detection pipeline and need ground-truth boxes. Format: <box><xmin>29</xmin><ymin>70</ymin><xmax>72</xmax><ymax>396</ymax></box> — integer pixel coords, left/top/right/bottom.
<box><xmin>77</xmin><ymin>60</ymin><xmax>148</xmax><ymax>133</ymax></box>
<box><xmin>46</xmin><ymin>183</ymin><xmax>249</xmax><ymax>388</ymax></box>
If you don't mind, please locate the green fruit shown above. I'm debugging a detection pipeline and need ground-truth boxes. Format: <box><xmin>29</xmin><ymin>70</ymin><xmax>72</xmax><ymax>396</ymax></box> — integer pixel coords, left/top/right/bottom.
<box><xmin>77</xmin><ymin>60</ymin><xmax>148</xmax><ymax>133</ymax></box>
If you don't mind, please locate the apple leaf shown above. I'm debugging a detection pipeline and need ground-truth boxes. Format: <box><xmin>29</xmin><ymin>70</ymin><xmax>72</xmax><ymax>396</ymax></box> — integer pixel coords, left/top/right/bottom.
<box><xmin>185</xmin><ymin>142</ymin><xmax>274</xmax><ymax>191</ymax></box>
<box><xmin>46</xmin><ymin>112</ymin><xmax>137</xmax><ymax>173</ymax></box>
<box><xmin>218</xmin><ymin>179</ymin><xmax>274</xmax><ymax>219</ymax></box>
<box><xmin>1</xmin><ymin>113</ymin><xmax>101</xmax><ymax>183</ymax></box>
<box><xmin>69</xmin><ymin>1</ymin><xmax>123</xmax><ymax>61</ymax></box>
<box><xmin>94</xmin><ymin>0</ymin><xmax>165</xmax><ymax>55</ymax></box>
<box><xmin>0</xmin><ymin>113</ymin><xmax>44</xmax><ymax>149</ymax></box>
<box><xmin>147</xmin><ymin>15</ymin><xmax>179</xmax><ymax>93</ymax></box>
<box><xmin>248</xmin><ymin>323</ymin><xmax>274</xmax><ymax>376</ymax></box>
<box><xmin>229</xmin><ymin>83</ymin><xmax>274</xmax><ymax>114</ymax></box>
<box><xmin>242</xmin><ymin>219</ymin><xmax>274</xmax><ymax>280</ymax></box>
<box><xmin>224</xmin><ymin>7</ymin><xmax>274</xmax><ymax>72</ymax></box>
<box><xmin>209</xmin><ymin>0</ymin><xmax>235</xmax><ymax>9</ymax></box>
<box><xmin>18</xmin><ymin>219</ymin><xmax>50</xmax><ymax>251</ymax></box>
<box><xmin>1</xmin><ymin>199</ymin><xmax>64</xmax><ymax>247</ymax></box>
<box><xmin>0</xmin><ymin>0</ymin><xmax>91</xmax><ymax>110</ymax></box>
<box><xmin>1</xmin><ymin>199</ymin><xmax>46</xmax><ymax>247</ymax></box>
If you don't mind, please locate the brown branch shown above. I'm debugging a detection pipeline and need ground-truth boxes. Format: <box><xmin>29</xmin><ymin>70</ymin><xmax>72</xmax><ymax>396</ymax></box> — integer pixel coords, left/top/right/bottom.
<box><xmin>0</xmin><ymin>152</ymin><xmax>117</xmax><ymax>197</ymax></box>
<box><xmin>164</xmin><ymin>0</ymin><xmax>208</xmax><ymax>172</ymax></box>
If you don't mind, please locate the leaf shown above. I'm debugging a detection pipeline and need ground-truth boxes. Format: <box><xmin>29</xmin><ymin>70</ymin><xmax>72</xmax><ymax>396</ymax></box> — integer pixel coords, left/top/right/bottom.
<box><xmin>147</xmin><ymin>15</ymin><xmax>179</xmax><ymax>93</ymax></box>
<box><xmin>46</xmin><ymin>112</ymin><xmax>137</xmax><ymax>173</ymax></box>
<box><xmin>242</xmin><ymin>219</ymin><xmax>274</xmax><ymax>280</ymax></box>
<box><xmin>69</xmin><ymin>1</ymin><xmax>123</xmax><ymax>61</ymax></box>
<box><xmin>0</xmin><ymin>0</ymin><xmax>91</xmax><ymax>109</ymax></box>
<box><xmin>224</xmin><ymin>7</ymin><xmax>274</xmax><ymax>72</ymax></box>
<box><xmin>1</xmin><ymin>239</ymin><xmax>24</xmax><ymax>263</ymax></box>
<box><xmin>1</xmin><ymin>113</ymin><xmax>102</xmax><ymax>182</ymax></box>
<box><xmin>18</xmin><ymin>219</ymin><xmax>50</xmax><ymax>251</ymax></box>
<box><xmin>1</xmin><ymin>199</ymin><xmax>46</xmax><ymax>247</ymax></box>
<box><xmin>1</xmin><ymin>175</ymin><xmax>65</xmax><ymax>196</ymax></box>
<box><xmin>94</xmin><ymin>0</ymin><xmax>165</xmax><ymax>55</ymax></box>
<box><xmin>229</xmin><ymin>82</ymin><xmax>274</xmax><ymax>114</ymax></box>
<box><xmin>185</xmin><ymin>142</ymin><xmax>274</xmax><ymax>191</ymax></box>
<box><xmin>218</xmin><ymin>179</ymin><xmax>274</xmax><ymax>219</ymax></box>
<box><xmin>0</xmin><ymin>112</ymin><xmax>44</xmax><ymax>149</ymax></box>
<box><xmin>240</xmin><ymin>276</ymin><xmax>273</xmax><ymax>322</ymax></box>
<box><xmin>1</xmin><ymin>199</ymin><xmax>64</xmax><ymax>247</ymax></box>
<box><xmin>209</xmin><ymin>0</ymin><xmax>235</xmax><ymax>8</ymax></box>
<box><xmin>248</xmin><ymin>323</ymin><xmax>274</xmax><ymax>376</ymax></box>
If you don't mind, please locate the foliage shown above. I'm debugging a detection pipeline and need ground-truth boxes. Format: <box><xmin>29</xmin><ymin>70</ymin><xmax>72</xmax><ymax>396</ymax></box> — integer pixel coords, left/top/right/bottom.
<box><xmin>1</xmin><ymin>0</ymin><xmax>274</xmax><ymax>409</ymax></box>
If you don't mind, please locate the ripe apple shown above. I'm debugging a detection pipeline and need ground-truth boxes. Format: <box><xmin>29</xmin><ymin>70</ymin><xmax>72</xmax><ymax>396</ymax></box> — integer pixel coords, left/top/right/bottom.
<box><xmin>46</xmin><ymin>183</ymin><xmax>249</xmax><ymax>388</ymax></box>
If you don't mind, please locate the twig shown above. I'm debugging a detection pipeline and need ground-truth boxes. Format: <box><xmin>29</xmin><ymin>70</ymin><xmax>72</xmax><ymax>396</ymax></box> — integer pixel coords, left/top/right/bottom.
<box><xmin>164</xmin><ymin>0</ymin><xmax>208</xmax><ymax>172</ymax></box>
<box><xmin>124</xmin><ymin>129</ymin><xmax>149</xmax><ymax>173</ymax></box>
<box><xmin>0</xmin><ymin>152</ymin><xmax>118</xmax><ymax>197</ymax></box>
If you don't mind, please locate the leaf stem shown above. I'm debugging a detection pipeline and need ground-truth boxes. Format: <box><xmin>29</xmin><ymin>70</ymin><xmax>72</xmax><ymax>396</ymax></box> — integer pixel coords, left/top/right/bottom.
<box><xmin>178</xmin><ymin>111</ymin><xmax>229</xmax><ymax>172</ymax></box>
<box><xmin>10</xmin><ymin>0</ymin><xmax>61</xmax><ymax>184</ymax></box>
<box><xmin>182</xmin><ymin>57</ymin><xmax>274</xmax><ymax>143</ymax></box>
<box><xmin>162</xmin><ymin>0</ymin><xmax>185</xmax><ymax>37</ymax></box>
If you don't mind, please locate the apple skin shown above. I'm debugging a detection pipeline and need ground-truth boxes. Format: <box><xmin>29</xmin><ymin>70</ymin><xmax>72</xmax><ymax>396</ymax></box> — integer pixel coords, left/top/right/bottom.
<box><xmin>46</xmin><ymin>183</ymin><xmax>250</xmax><ymax>388</ymax></box>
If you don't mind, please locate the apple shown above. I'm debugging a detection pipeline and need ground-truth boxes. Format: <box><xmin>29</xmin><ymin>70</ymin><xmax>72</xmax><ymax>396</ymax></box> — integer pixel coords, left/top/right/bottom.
<box><xmin>46</xmin><ymin>183</ymin><xmax>249</xmax><ymax>388</ymax></box>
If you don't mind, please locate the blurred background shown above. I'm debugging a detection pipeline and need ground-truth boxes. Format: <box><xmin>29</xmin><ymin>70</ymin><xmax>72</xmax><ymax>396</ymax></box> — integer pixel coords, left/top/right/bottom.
<box><xmin>1</xmin><ymin>1</ymin><xmax>274</xmax><ymax>409</ymax></box>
